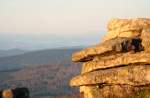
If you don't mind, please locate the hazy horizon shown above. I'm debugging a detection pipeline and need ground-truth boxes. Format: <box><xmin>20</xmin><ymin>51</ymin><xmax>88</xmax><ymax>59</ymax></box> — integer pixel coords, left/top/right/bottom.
<box><xmin>0</xmin><ymin>0</ymin><xmax>150</xmax><ymax>50</ymax></box>
<box><xmin>0</xmin><ymin>32</ymin><xmax>104</xmax><ymax>50</ymax></box>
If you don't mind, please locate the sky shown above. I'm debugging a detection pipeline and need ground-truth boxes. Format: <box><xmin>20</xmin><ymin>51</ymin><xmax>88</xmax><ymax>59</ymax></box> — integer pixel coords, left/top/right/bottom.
<box><xmin>0</xmin><ymin>0</ymin><xmax>150</xmax><ymax>50</ymax></box>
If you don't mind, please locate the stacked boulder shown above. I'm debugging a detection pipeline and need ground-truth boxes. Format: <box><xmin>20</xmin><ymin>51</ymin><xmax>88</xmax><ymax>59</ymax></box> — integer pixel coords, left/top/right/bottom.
<box><xmin>70</xmin><ymin>18</ymin><xmax>150</xmax><ymax>98</ymax></box>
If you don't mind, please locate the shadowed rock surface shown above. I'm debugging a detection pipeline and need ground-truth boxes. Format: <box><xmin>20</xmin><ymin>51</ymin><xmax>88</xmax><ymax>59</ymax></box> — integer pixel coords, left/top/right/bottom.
<box><xmin>72</xmin><ymin>37</ymin><xmax>130</xmax><ymax>62</ymax></box>
<box><xmin>80</xmin><ymin>85</ymin><xmax>150</xmax><ymax>98</ymax></box>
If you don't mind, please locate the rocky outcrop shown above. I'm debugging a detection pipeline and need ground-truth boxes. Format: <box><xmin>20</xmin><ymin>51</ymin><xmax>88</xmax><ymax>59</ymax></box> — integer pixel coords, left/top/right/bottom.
<box><xmin>70</xmin><ymin>18</ymin><xmax>150</xmax><ymax>98</ymax></box>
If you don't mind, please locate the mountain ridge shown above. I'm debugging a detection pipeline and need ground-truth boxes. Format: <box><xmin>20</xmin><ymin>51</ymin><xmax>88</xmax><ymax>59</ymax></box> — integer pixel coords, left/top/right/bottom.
<box><xmin>0</xmin><ymin>49</ymin><xmax>27</xmax><ymax>57</ymax></box>
<box><xmin>0</xmin><ymin>48</ymin><xmax>81</xmax><ymax>71</ymax></box>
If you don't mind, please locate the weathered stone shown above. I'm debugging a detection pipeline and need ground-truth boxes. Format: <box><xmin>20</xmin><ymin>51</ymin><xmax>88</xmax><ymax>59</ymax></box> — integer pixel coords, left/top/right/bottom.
<box><xmin>82</xmin><ymin>51</ymin><xmax>150</xmax><ymax>73</ymax></box>
<box><xmin>72</xmin><ymin>37</ymin><xmax>129</xmax><ymax>62</ymax></box>
<box><xmin>70</xmin><ymin>65</ymin><xmax>150</xmax><ymax>86</ymax></box>
<box><xmin>70</xmin><ymin>18</ymin><xmax>150</xmax><ymax>98</ymax></box>
<box><xmin>107</xmin><ymin>18</ymin><xmax>150</xmax><ymax>31</ymax></box>
<box><xmin>103</xmin><ymin>30</ymin><xmax>141</xmax><ymax>42</ymax></box>
<box><xmin>80</xmin><ymin>85</ymin><xmax>150</xmax><ymax>98</ymax></box>
<box><xmin>80</xmin><ymin>86</ymin><xmax>101</xmax><ymax>98</ymax></box>
<box><xmin>141</xmin><ymin>27</ymin><xmax>150</xmax><ymax>51</ymax></box>
<box><xmin>103</xmin><ymin>18</ymin><xmax>150</xmax><ymax>42</ymax></box>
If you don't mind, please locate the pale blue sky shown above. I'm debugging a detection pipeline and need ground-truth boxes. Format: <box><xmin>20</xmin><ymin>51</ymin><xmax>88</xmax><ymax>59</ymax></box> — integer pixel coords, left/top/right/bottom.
<box><xmin>0</xmin><ymin>0</ymin><xmax>150</xmax><ymax>50</ymax></box>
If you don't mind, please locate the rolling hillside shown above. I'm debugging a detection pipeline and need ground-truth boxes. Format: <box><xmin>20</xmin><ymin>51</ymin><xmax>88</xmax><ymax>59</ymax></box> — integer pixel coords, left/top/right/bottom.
<box><xmin>0</xmin><ymin>49</ymin><xmax>26</xmax><ymax>57</ymax></box>
<box><xmin>0</xmin><ymin>63</ymin><xmax>81</xmax><ymax>98</ymax></box>
<box><xmin>0</xmin><ymin>48</ymin><xmax>81</xmax><ymax>71</ymax></box>
<box><xmin>0</xmin><ymin>48</ymin><xmax>82</xmax><ymax>98</ymax></box>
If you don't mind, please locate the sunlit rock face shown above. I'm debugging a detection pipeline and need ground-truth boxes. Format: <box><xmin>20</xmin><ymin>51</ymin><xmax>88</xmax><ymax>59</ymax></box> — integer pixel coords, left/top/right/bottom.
<box><xmin>70</xmin><ymin>18</ymin><xmax>150</xmax><ymax>98</ymax></box>
<box><xmin>70</xmin><ymin>65</ymin><xmax>150</xmax><ymax>86</ymax></box>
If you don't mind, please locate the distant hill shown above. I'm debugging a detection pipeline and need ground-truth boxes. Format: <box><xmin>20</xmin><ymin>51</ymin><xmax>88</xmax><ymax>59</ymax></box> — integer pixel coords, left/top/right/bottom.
<box><xmin>0</xmin><ymin>49</ymin><xmax>26</xmax><ymax>57</ymax></box>
<box><xmin>0</xmin><ymin>63</ymin><xmax>81</xmax><ymax>98</ymax></box>
<box><xmin>0</xmin><ymin>48</ymin><xmax>82</xmax><ymax>98</ymax></box>
<box><xmin>0</xmin><ymin>47</ymin><xmax>83</xmax><ymax>98</ymax></box>
<box><xmin>0</xmin><ymin>48</ymin><xmax>81</xmax><ymax>71</ymax></box>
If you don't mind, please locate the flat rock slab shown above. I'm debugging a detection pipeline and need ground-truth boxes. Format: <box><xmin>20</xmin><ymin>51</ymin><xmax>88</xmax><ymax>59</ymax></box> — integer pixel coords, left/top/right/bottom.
<box><xmin>103</xmin><ymin>29</ymin><xmax>141</xmax><ymax>42</ymax></box>
<box><xmin>70</xmin><ymin>65</ymin><xmax>150</xmax><ymax>87</ymax></box>
<box><xmin>80</xmin><ymin>85</ymin><xmax>150</xmax><ymax>98</ymax></box>
<box><xmin>82</xmin><ymin>51</ymin><xmax>150</xmax><ymax>73</ymax></box>
<box><xmin>72</xmin><ymin>37</ymin><xmax>129</xmax><ymax>62</ymax></box>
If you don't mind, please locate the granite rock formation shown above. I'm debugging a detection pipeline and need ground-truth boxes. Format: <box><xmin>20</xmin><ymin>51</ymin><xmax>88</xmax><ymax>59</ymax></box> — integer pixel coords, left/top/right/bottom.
<box><xmin>70</xmin><ymin>18</ymin><xmax>150</xmax><ymax>98</ymax></box>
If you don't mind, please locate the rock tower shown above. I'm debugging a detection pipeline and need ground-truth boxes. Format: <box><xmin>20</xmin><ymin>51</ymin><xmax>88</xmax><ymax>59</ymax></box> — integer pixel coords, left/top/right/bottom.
<box><xmin>70</xmin><ymin>18</ymin><xmax>150</xmax><ymax>98</ymax></box>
